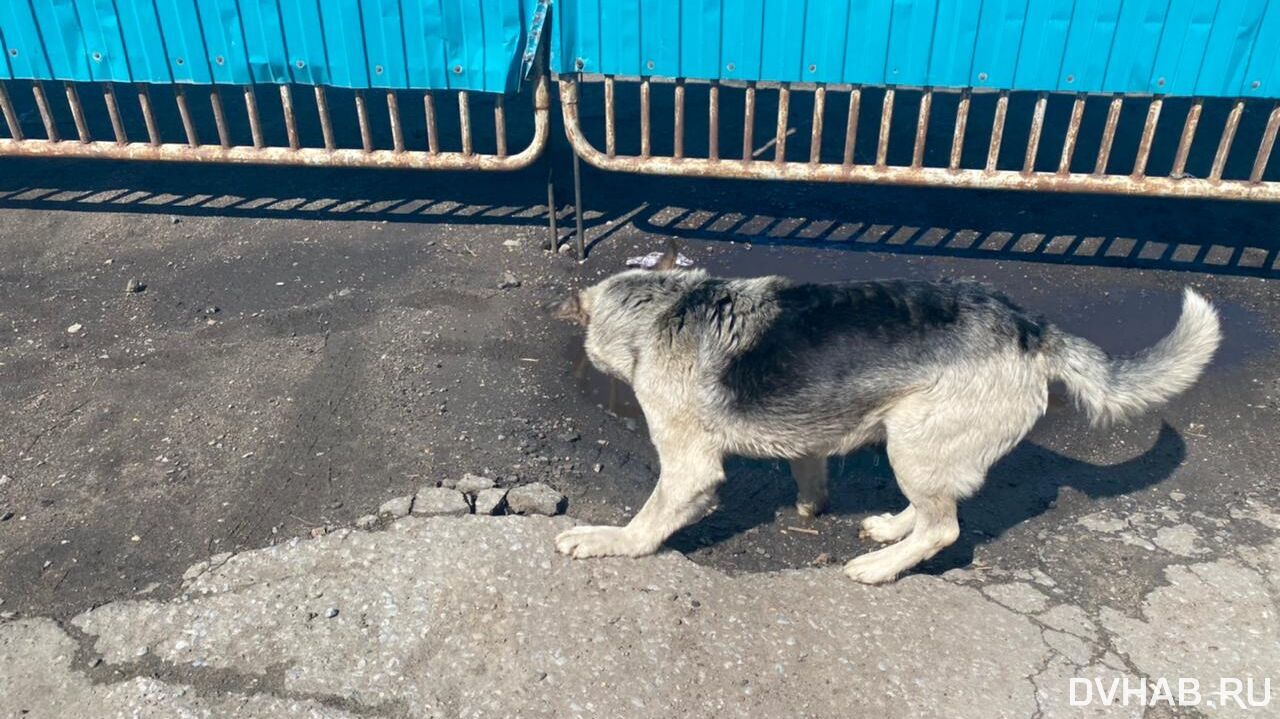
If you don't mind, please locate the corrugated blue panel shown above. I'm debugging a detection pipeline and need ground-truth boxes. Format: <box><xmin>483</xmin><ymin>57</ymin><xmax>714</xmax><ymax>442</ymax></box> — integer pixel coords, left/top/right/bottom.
<box><xmin>1150</xmin><ymin>0</ymin><xmax>1219</xmax><ymax>97</ymax></box>
<box><xmin>195</xmin><ymin>0</ymin><xmax>251</xmax><ymax>85</ymax></box>
<box><xmin>154</xmin><ymin>0</ymin><xmax>214</xmax><ymax>84</ymax></box>
<box><xmin>1243</xmin><ymin>0</ymin><xmax>1280</xmax><ymax>96</ymax></box>
<box><xmin>761</xmin><ymin>0</ymin><xmax>806</xmax><ymax>83</ymax></box>
<box><xmin>1058</xmin><ymin>0</ymin><xmax>1123</xmax><ymax>93</ymax></box>
<box><xmin>601</xmin><ymin>0</ymin><xmax>642</xmax><ymax>77</ymax></box>
<box><xmin>928</xmin><ymin>0</ymin><xmax>982</xmax><ymax>87</ymax></box>
<box><xmin>362</xmin><ymin>0</ymin><xmax>407</xmax><ymax>88</ymax></box>
<box><xmin>72</xmin><ymin>0</ymin><xmax>128</xmax><ymax>82</ymax></box>
<box><xmin>239</xmin><ymin>0</ymin><xmax>290</xmax><ymax>84</ymax></box>
<box><xmin>1</xmin><ymin>4</ymin><xmax>52</xmax><ymax>80</ymax></box>
<box><xmin>29</xmin><ymin>2</ymin><xmax>93</xmax><ymax>82</ymax></box>
<box><xmin>553</xmin><ymin>0</ymin><xmax>1280</xmax><ymax>98</ymax></box>
<box><xmin>802</xmin><ymin>0</ymin><xmax>849</xmax><ymax>85</ymax></box>
<box><xmin>0</xmin><ymin>0</ymin><xmax>539</xmax><ymax>92</ymax></box>
<box><xmin>970</xmin><ymin>0</ymin><xmax>1031</xmax><ymax>89</ymax></box>
<box><xmin>680</xmin><ymin>0</ymin><xmax>721</xmax><ymax>79</ymax></box>
<box><xmin>1195</xmin><ymin>0</ymin><xmax>1269</xmax><ymax>96</ymax></box>
<box><xmin>843</xmin><ymin>2</ymin><xmax>891</xmax><ymax>84</ymax></box>
<box><xmin>1015</xmin><ymin>0</ymin><xmax>1073</xmax><ymax>90</ymax></box>
<box><xmin>721</xmin><ymin>0</ymin><xmax>766</xmax><ymax>81</ymax></box>
<box><xmin>642</xmin><ymin>0</ymin><xmax>681</xmax><ymax>77</ymax></box>
<box><xmin>886</xmin><ymin>0</ymin><xmax>939</xmax><ymax>86</ymax></box>
<box><xmin>401</xmin><ymin>1</ymin><xmax>447</xmax><ymax>89</ymax></box>
<box><xmin>1103</xmin><ymin>0</ymin><xmax>1169</xmax><ymax>93</ymax></box>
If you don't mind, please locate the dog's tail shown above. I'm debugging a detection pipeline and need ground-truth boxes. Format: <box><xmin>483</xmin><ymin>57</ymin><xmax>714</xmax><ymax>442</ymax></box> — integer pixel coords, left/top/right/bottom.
<box><xmin>1045</xmin><ymin>288</ymin><xmax>1221</xmax><ymax>427</ymax></box>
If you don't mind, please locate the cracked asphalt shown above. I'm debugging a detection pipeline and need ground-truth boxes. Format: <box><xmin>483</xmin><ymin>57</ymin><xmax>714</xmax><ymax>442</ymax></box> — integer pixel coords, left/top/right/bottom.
<box><xmin>1</xmin><ymin>151</ymin><xmax>1279</xmax><ymax>718</ymax></box>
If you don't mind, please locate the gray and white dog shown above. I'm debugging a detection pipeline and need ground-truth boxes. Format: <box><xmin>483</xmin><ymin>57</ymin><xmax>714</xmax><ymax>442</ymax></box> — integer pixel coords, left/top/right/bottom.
<box><xmin>555</xmin><ymin>246</ymin><xmax>1221</xmax><ymax>583</ymax></box>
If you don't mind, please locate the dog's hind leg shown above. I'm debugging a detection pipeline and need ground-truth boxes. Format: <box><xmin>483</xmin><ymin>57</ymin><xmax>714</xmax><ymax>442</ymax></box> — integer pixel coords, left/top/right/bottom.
<box><xmin>789</xmin><ymin>456</ymin><xmax>829</xmax><ymax>517</ymax></box>
<box><xmin>556</xmin><ymin>436</ymin><xmax>724</xmax><ymax>559</ymax></box>
<box><xmin>844</xmin><ymin>368</ymin><xmax>1042</xmax><ymax>583</ymax></box>
<box><xmin>843</xmin><ymin>457</ymin><xmax>964</xmax><ymax>585</ymax></box>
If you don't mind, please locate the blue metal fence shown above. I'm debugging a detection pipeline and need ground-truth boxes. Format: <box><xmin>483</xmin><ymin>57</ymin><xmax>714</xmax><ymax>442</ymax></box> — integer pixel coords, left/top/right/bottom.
<box><xmin>551</xmin><ymin>0</ymin><xmax>1280</xmax><ymax>99</ymax></box>
<box><xmin>0</xmin><ymin>0</ymin><xmax>542</xmax><ymax>93</ymax></box>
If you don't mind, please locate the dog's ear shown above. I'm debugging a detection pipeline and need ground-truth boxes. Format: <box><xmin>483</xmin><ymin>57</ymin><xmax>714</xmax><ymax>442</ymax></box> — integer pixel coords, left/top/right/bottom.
<box><xmin>652</xmin><ymin>239</ymin><xmax>683</xmax><ymax>271</ymax></box>
<box><xmin>551</xmin><ymin>291</ymin><xmax>589</xmax><ymax>326</ymax></box>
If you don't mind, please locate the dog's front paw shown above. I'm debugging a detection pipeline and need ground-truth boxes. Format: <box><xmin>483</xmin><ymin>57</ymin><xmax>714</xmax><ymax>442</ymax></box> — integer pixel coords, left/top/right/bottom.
<box><xmin>554</xmin><ymin>525</ymin><xmax>652</xmax><ymax>559</ymax></box>
<box><xmin>843</xmin><ymin>551</ymin><xmax>904</xmax><ymax>585</ymax></box>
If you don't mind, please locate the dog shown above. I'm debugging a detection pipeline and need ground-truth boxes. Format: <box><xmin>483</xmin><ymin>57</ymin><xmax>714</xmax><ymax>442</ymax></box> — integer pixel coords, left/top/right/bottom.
<box><xmin>554</xmin><ymin>245</ymin><xmax>1221</xmax><ymax>583</ymax></box>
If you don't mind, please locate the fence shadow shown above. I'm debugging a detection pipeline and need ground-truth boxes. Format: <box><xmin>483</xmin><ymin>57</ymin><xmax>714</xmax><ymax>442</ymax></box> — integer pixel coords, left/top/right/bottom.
<box><xmin>2</xmin><ymin>129</ymin><xmax>1279</xmax><ymax>278</ymax></box>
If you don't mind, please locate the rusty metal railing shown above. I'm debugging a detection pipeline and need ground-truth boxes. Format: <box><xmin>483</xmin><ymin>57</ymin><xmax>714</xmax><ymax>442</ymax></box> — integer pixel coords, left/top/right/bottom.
<box><xmin>0</xmin><ymin>74</ymin><xmax>549</xmax><ymax>171</ymax></box>
<box><xmin>559</xmin><ymin>75</ymin><xmax>1280</xmax><ymax>202</ymax></box>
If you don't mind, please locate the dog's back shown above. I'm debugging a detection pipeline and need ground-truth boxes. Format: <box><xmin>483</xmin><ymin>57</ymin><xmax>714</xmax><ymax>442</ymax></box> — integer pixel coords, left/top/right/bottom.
<box><xmin>650</xmin><ymin>276</ymin><xmax>1055</xmax><ymax>457</ymax></box>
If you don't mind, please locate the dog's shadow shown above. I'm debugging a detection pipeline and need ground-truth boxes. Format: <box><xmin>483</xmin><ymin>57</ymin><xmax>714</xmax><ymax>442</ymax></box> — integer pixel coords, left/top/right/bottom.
<box><xmin>668</xmin><ymin>421</ymin><xmax>1185</xmax><ymax>574</ymax></box>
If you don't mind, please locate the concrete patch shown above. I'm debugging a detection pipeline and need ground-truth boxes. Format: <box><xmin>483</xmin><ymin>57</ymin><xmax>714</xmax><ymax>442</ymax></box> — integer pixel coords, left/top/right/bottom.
<box><xmin>0</xmin><ymin>618</ymin><xmax>355</xmax><ymax>718</ymax></box>
<box><xmin>1151</xmin><ymin>524</ymin><xmax>1204</xmax><ymax>557</ymax></box>
<box><xmin>68</xmin><ymin>516</ymin><xmax>1049</xmax><ymax>718</ymax></box>
<box><xmin>1100</xmin><ymin>549</ymin><xmax>1280</xmax><ymax>718</ymax></box>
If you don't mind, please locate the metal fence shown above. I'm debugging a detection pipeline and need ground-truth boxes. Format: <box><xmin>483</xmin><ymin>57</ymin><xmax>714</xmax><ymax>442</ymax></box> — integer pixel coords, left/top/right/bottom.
<box><xmin>3</xmin><ymin>0</ymin><xmax>1280</xmax><ymax>211</ymax></box>
<box><xmin>0</xmin><ymin>75</ymin><xmax>549</xmax><ymax>171</ymax></box>
<box><xmin>558</xmin><ymin>76</ymin><xmax>1280</xmax><ymax>202</ymax></box>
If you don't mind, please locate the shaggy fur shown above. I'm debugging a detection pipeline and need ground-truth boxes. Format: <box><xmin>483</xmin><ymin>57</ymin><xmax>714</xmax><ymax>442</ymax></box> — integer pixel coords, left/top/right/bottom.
<box><xmin>555</xmin><ymin>257</ymin><xmax>1221</xmax><ymax>583</ymax></box>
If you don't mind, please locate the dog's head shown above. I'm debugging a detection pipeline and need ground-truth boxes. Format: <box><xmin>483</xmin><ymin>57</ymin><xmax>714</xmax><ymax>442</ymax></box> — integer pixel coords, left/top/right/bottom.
<box><xmin>552</xmin><ymin>241</ymin><xmax>699</xmax><ymax>380</ymax></box>
<box><xmin>551</xmin><ymin>240</ymin><xmax>688</xmax><ymax>329</ymax></box>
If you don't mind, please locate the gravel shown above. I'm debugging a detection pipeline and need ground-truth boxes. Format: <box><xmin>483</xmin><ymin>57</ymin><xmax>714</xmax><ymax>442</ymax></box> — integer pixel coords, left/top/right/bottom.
<box><xmin>505</xmin><ymin>483</ymin><xmax>566</xmax><ymax>516</ymax></box>
<box><xmin>412</xmin><ymin>487</ymin><xmax>470</xmax><ymax>517</ymax></box>
<box><xmin>456</xmin><ymin>474</ymin><xmax>496</xmax><ymax>495</ymax></box>
<box><xmin>377</xmin><ymin>496</ymin><xmax>414</xmax><ymax>518</ymax></box>
<box><xmin>473</xmin><ymin>488</ymin><xmax>509</xmax><ymax>516</ymax></box>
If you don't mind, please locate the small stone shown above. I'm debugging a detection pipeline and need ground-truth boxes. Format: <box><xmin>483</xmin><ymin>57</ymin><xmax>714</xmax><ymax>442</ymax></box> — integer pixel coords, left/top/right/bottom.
<box><xmin>439</xmin><ymin>476</ymin><xmax>458</xmax><ymax>489</ymax></box>
<box><xmin>412</xmin><ymin>487</ymin><xmax>470</xmax><ymax>517</ymax></box>
<box><xmin>0</xmin><ymin>475</ymin><xmax>10</xmax><ymax>486</ymax></box>
<box><xmin>498</xmin><ymin>271</ymin><xmax>522</xmax><ymax>289</ymax></box>
<box><xmin>0</xmin><ymin>611</ymin><xmax>16</xmax><ymax>621</ymax></box>
<box><xmin>474</xmin><ymin>488</ymin><xmax>509</xmax><ymax>515</ymax></box>
<box><xmin>66</xmin><ymin>323</ymin><xmax>83</xmax><ymax>334</ymax></box>
<box><xmin>0</xmin><ymin>511</ymin><xmax>13</xmax><ymax>522</ymax></box>
<box><xmin>125</xmin><ymin>278</ymin><xmax>146</xmax><ymax>293</ymax></box>
<box><xmin>592</xmin><ymin>463</ymin><xmax>604</xmax><ymax>473</ymax></box>
<box><xmin>812</xmin><ymin>553</ymin><xmax>833</xmax><ymax>566</ymax></box>
<box><xmin>505</xmin><ymin>483</ymin><xmax>567</xmax><ymax>516</ymax></box>
<box><xmin>623</xmin><ymin>417</ymin><xmax>639</xmax><ymax>432</ymax></box>
<box><xmin>557</xmin><ymin>430</ymin><xmax>581</xmax><ymax>443</ymax></box>
<box><xmin>503</xmin><ymin>239</ymin><xmax>521</xmax><ymax>248</ymax></box>
<box><xmin>308</xmin><ymin>527</ymin><xmax>328</xmax><ymax>539</ymax></box>
<box><xmin>378</xmin><ymin>495</ymin><xmax>413</xmax><ymax>518</ymax></box>
<box><xmin>456</xmin><ymin>473</ymin><xmax>496</xmax><ymax>495</ymax></box>
<box><xmin>355</xmin><ymin>514</ymin><xmax>378</xmax><ymax>530</ymax></box>
<box><xmin>325</xmin><ymin>607</ymin><xmax>339</xmax><ymax>619</ymax></box>
<box><xmin>170</xmin><ymin>216</ymin><xmax>181</xmax><ymax>225</ymax></box>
